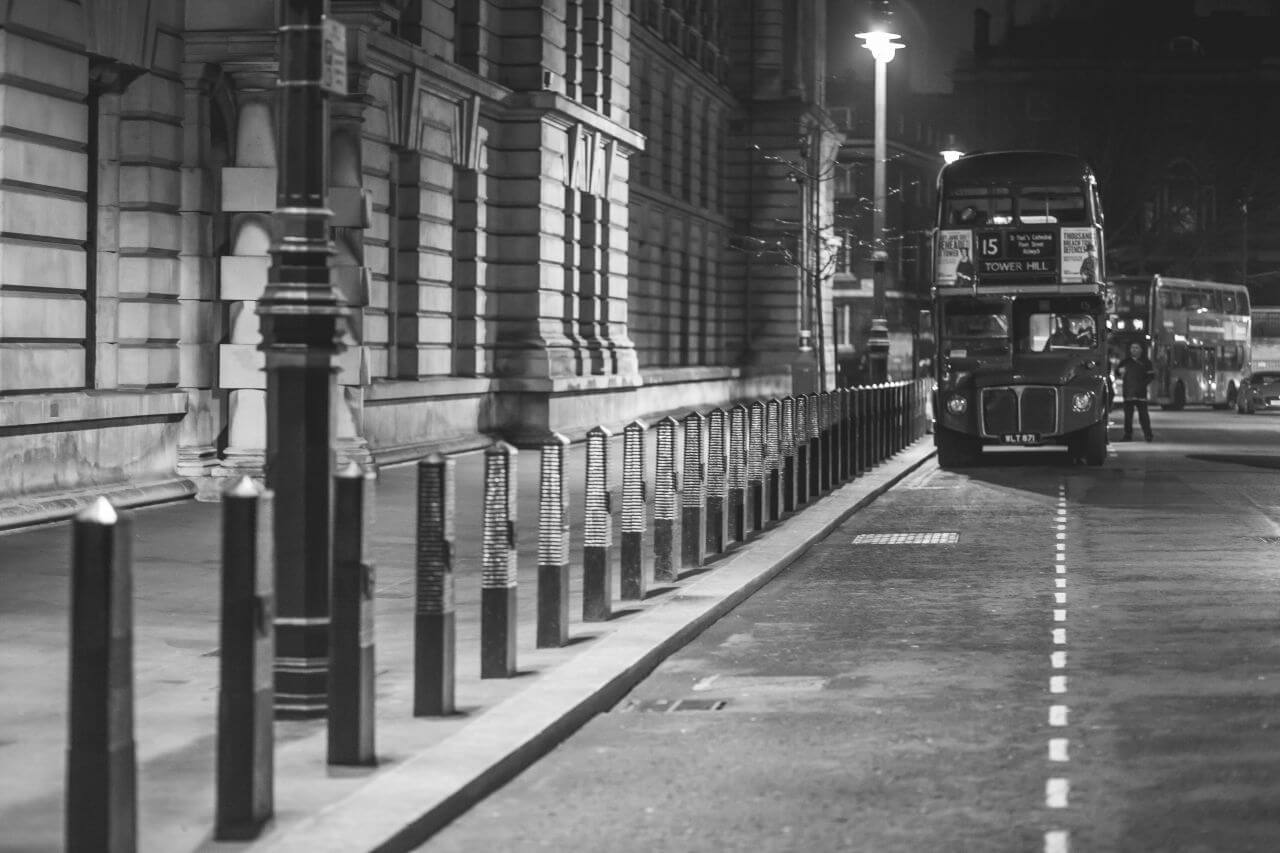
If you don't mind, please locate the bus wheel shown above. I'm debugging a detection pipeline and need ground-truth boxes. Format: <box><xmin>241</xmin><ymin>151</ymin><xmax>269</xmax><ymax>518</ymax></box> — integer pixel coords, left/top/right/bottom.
<box><xmin>936</xmin><ymin>426</ymin><xmax>976</xmax><ymax>469</ymax></box>
<box><xmin>1083</xmin><ymin>422</ymin><xmax>1107</xmax><ymax>466</ymax></box>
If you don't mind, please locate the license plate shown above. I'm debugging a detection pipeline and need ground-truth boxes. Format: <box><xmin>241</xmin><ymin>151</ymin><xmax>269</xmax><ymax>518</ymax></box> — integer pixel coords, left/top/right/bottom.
<box><xmin>1000</xmin><ymin>434</ymin><xmax>1040</xmax><ymax>444</ymax></box>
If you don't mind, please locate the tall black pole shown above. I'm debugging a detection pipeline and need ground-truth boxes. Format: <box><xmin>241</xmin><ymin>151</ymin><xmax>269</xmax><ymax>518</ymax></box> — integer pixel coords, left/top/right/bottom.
<box><xmin>260</xmin><ymin>0</ymin><xmax>349</xmax><ymax>718</ymax></box>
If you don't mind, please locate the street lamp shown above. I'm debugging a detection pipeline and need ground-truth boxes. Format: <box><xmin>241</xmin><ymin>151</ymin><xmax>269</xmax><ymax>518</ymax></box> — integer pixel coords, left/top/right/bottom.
<box><xmin>260</xmin><ymin>0</ymin><xmax>350</xmax><ymax>718</ymax></box>
<box><xmin>857</xmin><ymin>25</ymin><xmax>903</xmax><ymax>383</ymax></box>
<box><xmin>940</xmin><ymin>132</ymin><xmax>965</xmax><ymax>165</ymax></box>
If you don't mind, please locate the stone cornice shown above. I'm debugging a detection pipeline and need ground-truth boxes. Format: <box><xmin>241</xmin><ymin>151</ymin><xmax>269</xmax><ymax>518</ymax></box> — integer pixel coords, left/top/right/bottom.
<box><xmin>501</xmin><ymin>91</ymin><xmax>645</xmax><ymax>154</ymax></box>
<box><xmin>184</xmin><ymin>30</ymin><xmax>278</xmax><ymax>66</ymax></box>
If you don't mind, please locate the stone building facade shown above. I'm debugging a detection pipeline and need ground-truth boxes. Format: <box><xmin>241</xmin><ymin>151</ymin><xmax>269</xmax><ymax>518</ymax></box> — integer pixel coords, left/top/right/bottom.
<box><xmin>0</xmin><ymin>0</ymin><xmax>836</xmax><ymax>523</ymax></box>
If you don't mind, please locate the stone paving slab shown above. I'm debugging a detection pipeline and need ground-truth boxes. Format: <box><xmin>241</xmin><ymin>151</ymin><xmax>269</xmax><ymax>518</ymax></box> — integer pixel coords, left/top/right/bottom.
<box><xmin>0</xmin><ymin>432</ymin><xmax>932</xmax><ymax>853</ymax></box>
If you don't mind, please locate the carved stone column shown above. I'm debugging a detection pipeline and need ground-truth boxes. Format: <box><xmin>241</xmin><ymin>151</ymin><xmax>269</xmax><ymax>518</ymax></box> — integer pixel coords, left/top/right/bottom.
<box><xmin>214</xmin><ymin>65</ymin><xmax>277</xmax><ymax>478</ymax></box>
<box><xmin>329</xmin><ymin>94</ymin><xmax>372</xmax><ymax>467</ymax></box>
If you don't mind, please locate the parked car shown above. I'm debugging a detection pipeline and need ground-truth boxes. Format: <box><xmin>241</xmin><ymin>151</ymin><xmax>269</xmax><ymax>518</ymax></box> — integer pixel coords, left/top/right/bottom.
<box><xmin>1238</xmin><ymin>370</ymin><xmax>1280</xmax><ymax>413</ymax></box>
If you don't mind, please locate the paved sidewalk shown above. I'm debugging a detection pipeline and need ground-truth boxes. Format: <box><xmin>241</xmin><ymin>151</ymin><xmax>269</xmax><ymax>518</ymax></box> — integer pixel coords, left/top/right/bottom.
<box><xmin>0</xmin><ymin>433</ymin><xmax>934</xmax><ymax>853</ymax></box>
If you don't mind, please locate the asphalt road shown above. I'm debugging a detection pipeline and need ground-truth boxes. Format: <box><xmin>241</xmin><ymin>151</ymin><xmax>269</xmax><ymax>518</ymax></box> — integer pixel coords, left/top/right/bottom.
<box><xmin>418</xmin><ymin>407</ymin><xmax>1280</xmax><ymax>853</ymax></box>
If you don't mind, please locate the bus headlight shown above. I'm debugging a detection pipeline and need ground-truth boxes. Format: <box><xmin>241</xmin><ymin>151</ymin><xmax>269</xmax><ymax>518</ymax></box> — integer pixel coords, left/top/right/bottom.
<box><xmin>946</xmin><ymin>395</ymin><xmax>968</xmax><ymax>415</ymax></box>
<box><xmin>1071</xmin><ymin>391</ymin><xmax>1094</xmax><ymax>412</ymax></box>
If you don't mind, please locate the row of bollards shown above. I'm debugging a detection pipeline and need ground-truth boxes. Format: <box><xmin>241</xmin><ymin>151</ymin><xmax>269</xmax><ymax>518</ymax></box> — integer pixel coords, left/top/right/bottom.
<box><xmin>63</xmin><ymin>380</ymin><xmax>928</xmax><ymax>850</ymax></box>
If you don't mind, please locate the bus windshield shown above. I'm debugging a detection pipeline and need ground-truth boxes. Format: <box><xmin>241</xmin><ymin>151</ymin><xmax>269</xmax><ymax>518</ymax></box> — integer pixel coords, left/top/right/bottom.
<box><xmin>942</xmin><ymin>300</ymin><xmax>1009</xmax><ymax>357</ymax></box>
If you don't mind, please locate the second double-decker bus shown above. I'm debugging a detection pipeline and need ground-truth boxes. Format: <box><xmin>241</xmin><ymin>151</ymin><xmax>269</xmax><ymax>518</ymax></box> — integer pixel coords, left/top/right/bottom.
<box><xmin>930</xmin><ymin>150</ymin><xmax>1111</xmax><ymax>467</ymax></box>
<box><xmin>1238</xmin><ymin>305</ymin><xmax>1280</xmax><ymax>413</ymax></box>
<box><xmin>1108</xmin><ymin>276</ymin><xmax>1250</xmax><ymax>410</ymax></box>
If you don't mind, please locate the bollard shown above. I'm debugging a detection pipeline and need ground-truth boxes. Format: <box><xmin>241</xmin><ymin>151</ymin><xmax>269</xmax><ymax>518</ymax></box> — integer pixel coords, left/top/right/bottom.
<box><xmin>748</xmin><ymin>401</ymin><xmax>765</xmax><ymax>534</ymax></box>
<box><xmin>727</xmin><ymin>405</ymin><xmax>747</xmax><ymax>544</ymax></box>
<box><xmin>621</xmin><ymin>421</ymin><xmax>648</xmax><ymax>601</ymax></box>
<box><xmin>481</xmin><ymin>442</ymin><xmax>518</xmax><ymax>678</ymax></box>
<box><xmin>536</xmin><ymin>433</ymin><xmax>571</xmax><ymax>647</ymax></box>
<box><xmin>765</xmin><ymin>399</ymin><xmax>782</xmax><ymax>523</ymax></box>
<box><xmin>414</xmin><ymin>454</ymin><xmax>455</xmax><ymax>715</ymax></box>
<box><xmin>793</xmin><ymin>395</ymin><xmax>808</xmax><ymax>509</ymax></box>
<box><xmin>829</xmin><ymin>391</ymin><xmax>842</xmax><ymax>487</ymax></box>
<box><xmin>807</xmin><ymin>393</ymin><xmax>821</xmax><ymax>500</ymax></box>
<box><xmin>66</xmin><ymin>497</ymin><xmax>136</xmax><ymax>853</ymax></box>
<box><xmin>329</xmin><ymin>462</ymin><xmax>376</xmax><ymax>766</ymax></box>
<box><xmin>216</xmin><ymin>478</ymin><xmax>274</xmax><ymax>840</ymax></box>
<box><xmin>836</xmin><ymin>388</ymin><xmax>850</xmax><ymax>483</ymax></box>
<box><xmin>855</xmin><ymin>386</ymin><xmax>867</xmax><ymax>476</ymax></box>
<box><xmin>781</xmin><ymin>396</ymin><xmax>797</xmax><ymax>513</ymax></box>
<box><xmin>818</xmin><ymin>392</ymin><xmax>831</xmax><ymax>494</ymax></box>
<box><xmin>845</xmin><ymin>387</ymin><xmax>857</xmax><ymax>479</ymax></box>
<box><xmin>654</xmin><ymin>417</ymin><xmax>679</xmax><ymax>583</ymax></box>
<box><xmin>582</xmin><ymin>426</ymin><xmax>614</xmax><ymax>621</ymax></box>
<box><xmin>680</xmin><ymin>412</ymin><xmax>706</xmax><ymax>570</ymax></box>
<box><xmin>705</xmin><ymin>408</ymin><xmax>727</xmax><ymax>556</ymax></box>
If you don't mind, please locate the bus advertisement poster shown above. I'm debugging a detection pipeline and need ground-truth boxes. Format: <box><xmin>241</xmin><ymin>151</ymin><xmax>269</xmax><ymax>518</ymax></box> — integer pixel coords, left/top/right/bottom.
<box><xmin>936</xmin><ymin>229</ymin><xmax>973</xmax><ymax>286</ymax></box>
<box><xmin>1061</xmin><ymin>227</ymin><xmax>1099</xmax><ymax>283</ymax></box>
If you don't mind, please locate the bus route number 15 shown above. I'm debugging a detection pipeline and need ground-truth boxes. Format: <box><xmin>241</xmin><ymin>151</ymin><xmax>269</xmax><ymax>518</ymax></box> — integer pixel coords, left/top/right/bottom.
<box><xmin>978</xmin><ymin>233</ymin><xmax>1001</xmax><ymax>257</ymax></box>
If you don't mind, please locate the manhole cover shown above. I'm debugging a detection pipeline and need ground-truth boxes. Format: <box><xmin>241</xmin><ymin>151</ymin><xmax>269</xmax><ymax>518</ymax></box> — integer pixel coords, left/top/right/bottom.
<box><xmin>618</xmin><ymin>698</ymin><xmax>727</xmax><ymax>713</ymax></box>
<box><xmin>853</xmin><ymin>532</ymin><xmax>959</xmax><ymax>545</ymax></box>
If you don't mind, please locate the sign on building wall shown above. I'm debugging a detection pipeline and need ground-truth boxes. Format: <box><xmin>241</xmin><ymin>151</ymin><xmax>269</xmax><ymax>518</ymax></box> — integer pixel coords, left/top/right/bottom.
<box><xmin>321</xmin><ymin>17</ymin><xmax>348</xmax><ymax>96</ymax></box>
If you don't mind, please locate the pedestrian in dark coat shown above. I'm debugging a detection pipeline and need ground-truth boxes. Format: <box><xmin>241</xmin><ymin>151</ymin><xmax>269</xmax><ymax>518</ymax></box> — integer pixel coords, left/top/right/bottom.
<box><xmin>1116</xmin><ymin>341</ymin><xmax>1155</xmax><ymax>441</ymax></box>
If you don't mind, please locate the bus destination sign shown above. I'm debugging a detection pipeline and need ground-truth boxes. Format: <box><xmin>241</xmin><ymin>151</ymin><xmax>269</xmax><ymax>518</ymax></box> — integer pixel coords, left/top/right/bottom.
<box><xmin>977</xmin><ymin>229</ymin><xmax>1058</xmax><ymax>277</ymax></box>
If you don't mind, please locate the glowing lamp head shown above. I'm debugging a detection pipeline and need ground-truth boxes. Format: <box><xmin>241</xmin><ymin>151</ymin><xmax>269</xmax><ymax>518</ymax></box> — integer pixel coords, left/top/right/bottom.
<box><xmin>857</xmin><ymin>30</ymin><xmax>904</xmax><ymax>64</ymax></box>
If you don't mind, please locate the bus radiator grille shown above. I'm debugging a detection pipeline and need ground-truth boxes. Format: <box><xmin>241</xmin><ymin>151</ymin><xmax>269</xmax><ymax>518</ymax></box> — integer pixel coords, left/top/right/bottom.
<box><xmin>981</xmin><ymin>388</ymin><xmax>1018</xmax><ymax>435</ymax></box>
<box><xmin>1021</xmin><ymin>387</ymin><xmax>1058</xmax><ymax>434</ymax></box>
<box><xmin>981</xmin><ymin>386</ymin><xmax>1059</xmax><ymax>436</ymax></box>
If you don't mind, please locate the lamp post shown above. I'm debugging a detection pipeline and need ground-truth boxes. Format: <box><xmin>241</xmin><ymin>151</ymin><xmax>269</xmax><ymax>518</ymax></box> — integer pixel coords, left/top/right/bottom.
<box><xmin>940</xmin><ymin>132</ymin><xmax>965</xmax><ymax>165</ymax></box>
<box><xmin>259</xmin><ymin>0</ymin><xmax>350</xmax><ymax>718</ymax></box>
<box><xmin>857</xmin><ymin>25</ymin><xmax>903</xmax><ymax>384</ymax></box>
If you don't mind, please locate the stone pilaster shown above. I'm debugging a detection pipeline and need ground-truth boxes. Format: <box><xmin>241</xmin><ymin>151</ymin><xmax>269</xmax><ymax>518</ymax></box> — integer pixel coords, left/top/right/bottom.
<box><xmin>453</xmin><ymin>135</ymin><xmax>490</xmax><ymax>377</ymax></box>
<box><xmin>175</xmin><ymin>63</ymin><xmax>223</xmax><ymax>484</ymax></box>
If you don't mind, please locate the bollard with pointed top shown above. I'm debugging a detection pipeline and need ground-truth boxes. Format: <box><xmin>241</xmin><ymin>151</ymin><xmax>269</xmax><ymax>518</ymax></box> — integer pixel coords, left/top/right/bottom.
<box><xmin>328</xmin><ymin>462</ymin><xmax>376</xmax><ymax>766</ymax></box>
<box><xmin>748</xmin><ymin>402</ymin><xmax>765</xmax><ymax>534</ymax></box>
<box><xmin>781</xmin><ymin>397</ymin><xmax>797</xmax><ymax>514</ymax></box>
<box><xmin>680</xmin><ymin>412</ymin><xmax>705</xmax><ymax>570</ymax></box>
<box><xmin>481</xmin><ymin>442</ymin><xmax>518</xmax><ymax>678</ymax></box>
<box><xmin>621</xmin><ymin>421</ymin><xmax>648</xmax><ymax>601</ymax></box>
<box><xmin>727</xmin><ymin>405</ymin><xmax>747</xmax><ymax>544</ymax></box>
<box><xmin>66</xmin><ymin>497</ymin><xmax>136</xmax><ymax>853</ymax></box>
<box><xmin>807</xmin><ymin>393</ymin><xmax>821</xmax><ymax>500</ymax></box>
<box><xmin>817</xmin><ymin>392</ymin><xmax>832</xmax><ymax>494</ymax></box>
<box><xmin>704</xmin><ymin>409</ymin><xmax>727</xmax><ymax>556</ymax></box>
<box><xmin>653</xmin><ymin>417</ymin><xmax>679</xmax><ymax>583</ymax></box>
<box><xmin>794</xmin><ymin>395</ymin><xmax>809</xmax><ymax>509</ymax></box>
<box><xmin>765</xmin><ymin>399</ymin><xmax>782</xmax><ymax>523</ymax></box>
<box><xmin>536</xmin><ymin>434</ymin><xmax>571</xmax><ymax>647</ymax></box>
<box><xmin>414</xmin><ymin>454</ymin><xmax>455</xmax><ymax>715</ymax></box>
<box><xmin>582</xmin><ymin>426</ymin><xmax>614</xmax><ymax>621</ymax></box>
<box><xmin>216</xmin><ymin>477</ymin><xmax>275</xmax><ymax>839</ymax></box>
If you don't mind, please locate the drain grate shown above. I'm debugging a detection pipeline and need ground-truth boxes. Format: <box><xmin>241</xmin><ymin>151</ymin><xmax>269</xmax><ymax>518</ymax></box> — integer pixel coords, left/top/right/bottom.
<box><xmin>853</xmin><ymin>532</ymin><xmax>959</xmax><ymax>545</ymax></box>
<box><xmin>1257</xmin><ymin>536</ymin><xmax>1280</xmax><ymax>544</ymax></box>
<box><xmin>618</xmin><ymin>698</ymin><xmax>727</xmax><ymax>713</ymax></box>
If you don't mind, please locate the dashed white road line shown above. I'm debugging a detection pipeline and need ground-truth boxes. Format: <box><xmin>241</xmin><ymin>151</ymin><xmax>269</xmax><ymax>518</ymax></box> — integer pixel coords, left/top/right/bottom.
<box><xmin>1046</xmin><ymin>484</ymin><xmax>1072</xmax><ymax>850</ymax></box>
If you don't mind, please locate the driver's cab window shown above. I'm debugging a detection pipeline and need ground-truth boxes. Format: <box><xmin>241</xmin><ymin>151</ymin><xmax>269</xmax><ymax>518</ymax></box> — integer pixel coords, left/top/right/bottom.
<box><xmin>942</xmin><ymin>303</ymin><xmax>1009</xmax><ymax>357</ymax></box>
<box><xmin>1015</xmin><ymin>298</ymin><xmax>1100</xmax><ymax>353</ymax></box>
<box><xmin>1042</xmin><ymin>314</ymin><xmax>1096</xmax><ymax>350</ymax></box>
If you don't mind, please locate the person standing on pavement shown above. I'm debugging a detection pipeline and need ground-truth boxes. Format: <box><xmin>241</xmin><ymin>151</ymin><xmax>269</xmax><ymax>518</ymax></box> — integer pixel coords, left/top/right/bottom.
<box><xmin>1116</xmin><ymin>340</ymin><xmax>1155</xmax><ymax>441</ymax></box>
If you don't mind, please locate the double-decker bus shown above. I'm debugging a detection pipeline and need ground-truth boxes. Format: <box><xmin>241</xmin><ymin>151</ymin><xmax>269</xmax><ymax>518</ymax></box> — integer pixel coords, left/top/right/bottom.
<box><xmin>1108</xmin><ymin>276</ymin><xmax>1250</xmax><ymax>410</ymax></box>
<box><xmin>1239</xmin><ymin>305</ymin><xmax>1280</xmax><ymax>413</ymax></box>
<box><xmin>930</xmin><ymin>150</ymin><xmax>1110</xmax><ymax>467</ymax></box>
